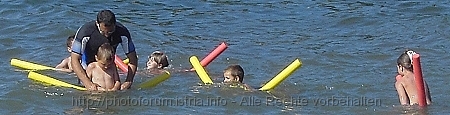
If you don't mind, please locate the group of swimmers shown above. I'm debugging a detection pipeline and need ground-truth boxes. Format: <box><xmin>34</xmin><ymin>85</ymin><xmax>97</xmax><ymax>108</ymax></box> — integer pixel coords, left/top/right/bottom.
<box><xmin>54</xmin><ymin>35</ymin><xmax>248</xmax><ymax>91</ymax></box>
<box><xmin>55</xmin><ymin>34</ymin><xmax>433</xmax><ymax>106</ymax></box>
<box><xmin>51</xmin><ymin>9</ymin><xmax>431</xmax><ymax>106</ymax></box>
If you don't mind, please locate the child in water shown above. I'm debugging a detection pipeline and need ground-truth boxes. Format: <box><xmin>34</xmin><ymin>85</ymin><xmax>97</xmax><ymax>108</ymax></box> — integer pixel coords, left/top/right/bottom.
<box><xmin>55</xmin><ymin>35</ymin><xmax>75</xmax><ymax>72</ymax></box>
<box><xmin>223</xmin><ymin>64</ymin><xmax>252</xmax><ymax>90</ymax></box>
<box><xmin>146</xmin><ymin>51</ymin><xmax>169</xmax><ymax>74</ymax></box>
<box><xmin>86</xmin><ymin>43</ymin><xmax>121</xmax><ymax>91</ymax></box>
<box><xmin>395</xmin><ymin>50</ymin><xmax>431</xmax><ymax>105</ymax></box>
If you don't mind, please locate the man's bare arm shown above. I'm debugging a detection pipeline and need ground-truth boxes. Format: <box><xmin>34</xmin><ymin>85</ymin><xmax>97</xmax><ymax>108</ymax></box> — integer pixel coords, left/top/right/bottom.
<box><xmin>71</xmin><ymin>52</ymin><xmax>97</xmax><ymax>91</ymax></box>
<box><xmin>121</xmin><ymin>51</ymin><xmax>138</xmax><ymax>90</ymax></box>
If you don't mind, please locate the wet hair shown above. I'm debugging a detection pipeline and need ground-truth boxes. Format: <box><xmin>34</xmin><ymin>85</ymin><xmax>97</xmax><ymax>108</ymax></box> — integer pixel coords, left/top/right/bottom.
<box><xmin>149</xmin><ymin>51</ymin><xmax>169</xmax><ymax>68</ymax></box>
<box><xmin>224</xmin><ymin>64</ymin><xmax>244</xmax><ymax>83</ymax></box>
<box><xmin>96</xmin><ymin>10</ymin><xmax>116</xmax><ymax>27</ymax></box>
<box><xmin>397</xmin><ymin>49</ymin><xmax>415</xmax><ymax>72</ymax></box>
<box><xmin>97</xmin><ymin>43</ymin><xmax>114</xmax><ymax>62</ymax></box>
<box><xmin>66</xmin><ymin>35</ymin><xmax>75</xmax><ymax>47</ymax></box>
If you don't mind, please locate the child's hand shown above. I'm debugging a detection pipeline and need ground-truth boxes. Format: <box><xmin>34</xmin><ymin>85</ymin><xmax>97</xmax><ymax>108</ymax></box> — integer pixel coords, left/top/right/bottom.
<box><xmin>96</xmin><ymin>87</ymin><xmax>106</xmax><ymax>91</ymax></box>
<box><xmin>93</xmin><ymin>83</ymin><xmax>101</xmax><ymax>87</ymax></box>
<box><xmin>395</xmin><ymin>74</ymin><xmax>402</xmax><ymax>81</ymax></box>
<box><xmin>85</xmin><ymin>82</ymin><xmax>98</xmax><ymax>91</ymax></box>
<box><xmin>121</xmin><ymin>82</ymin><xmax>132</xmax><ymax>90</ymax></box>
<box><xmin>92</xmin><ymin>83</ymin><xmax>107</xmax><ymax>91</ymax></box>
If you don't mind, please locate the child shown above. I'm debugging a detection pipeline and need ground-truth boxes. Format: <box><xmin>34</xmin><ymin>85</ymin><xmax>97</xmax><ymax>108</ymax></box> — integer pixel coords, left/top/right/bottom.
<box><xmin>145</xmin><ymin>51</ymin><xmax>169</xmax><ymax>74</ymax></box>
<box><xmin>395</xmin><ymin>50</ymin><xmax>432</xmax><ymax>105</ymax></box>
<box><xmin>55</xmin><ymin>35</ymin><xmax>75</xmax><ymax>72</ymax></box>
<box><xmin>223</xmin><ymin>64</ymin><xmax>252</xmax><ymax>90</ymax></box>
<box><xmin>86</xmin><ymin>43</ymin><xmax>120</xmax><ymax>91</ymax></box>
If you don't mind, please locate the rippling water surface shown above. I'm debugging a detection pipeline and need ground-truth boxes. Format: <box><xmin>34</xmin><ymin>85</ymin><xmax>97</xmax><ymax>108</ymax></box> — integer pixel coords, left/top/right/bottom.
<box><xmin>1</xmin><ymin>0</ymin><xmax>450</xmax><ymax>114</ymax></box>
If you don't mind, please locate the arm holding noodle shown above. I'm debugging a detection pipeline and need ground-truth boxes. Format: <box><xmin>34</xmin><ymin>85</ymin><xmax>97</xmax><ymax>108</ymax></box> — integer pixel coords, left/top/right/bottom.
<box><xmin>121</xmin><ymin>51</ymin><xmax>138</xmax><ymax>90</ymax></box>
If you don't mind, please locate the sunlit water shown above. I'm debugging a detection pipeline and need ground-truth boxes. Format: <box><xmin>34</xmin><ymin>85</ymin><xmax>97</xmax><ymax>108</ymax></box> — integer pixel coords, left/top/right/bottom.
<box><xmin>1</xmin><ymin>0</ymin><xmax>450</xmax><ymax>114</ymax></box>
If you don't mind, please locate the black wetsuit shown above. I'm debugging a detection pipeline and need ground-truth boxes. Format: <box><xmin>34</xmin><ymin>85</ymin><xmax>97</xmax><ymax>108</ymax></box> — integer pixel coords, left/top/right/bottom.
<box><xmin>71</xmin><ymin>21</ymin><xmax>135</xmax><ymax>68</ymax></box>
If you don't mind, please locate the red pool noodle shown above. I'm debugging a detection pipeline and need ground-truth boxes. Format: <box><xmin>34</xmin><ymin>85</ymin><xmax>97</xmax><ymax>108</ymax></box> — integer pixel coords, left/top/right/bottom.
<box><xmin>115</xmin><ymin>55</ymin><xmax>128</xmax><ymax>73</ymax></box>
<box><xmin>412</xmin><ymin>54</ymin><xmax>426</xmax><ymax>106</ymax></box>
<box><xmin>190</xmin><ymin>42</ymin><xmax>228</xmax><ymax>71</ymax></box>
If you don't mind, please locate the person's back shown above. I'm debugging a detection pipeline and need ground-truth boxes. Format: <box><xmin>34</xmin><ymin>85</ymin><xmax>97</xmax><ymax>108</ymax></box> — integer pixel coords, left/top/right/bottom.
<box><xmin>86</xmin><ymin>43</ymin><xmax>120</xmax><ymax>91</ymax></box>
<box><xmin>395</xmin><ymin>50</ymin><xmax>431</xmax><ymax>105</ymax></box>
<box><xmin>395</xmin><ymin>74</ymin><xmax>420</xmax><ymax>104</ymax></box>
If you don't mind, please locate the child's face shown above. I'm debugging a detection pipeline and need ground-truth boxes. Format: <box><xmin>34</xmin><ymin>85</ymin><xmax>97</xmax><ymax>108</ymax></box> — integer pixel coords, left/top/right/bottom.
<box><xmin>223</xmin><ymin>71</ymin><xmax>238</xmax><ymax>83</ymax></box>
<box><xmin>97</xmin><ymin>59</ymin><xmax>113</xmax><ymax>70</ymax></box>
<box><xmin>146</xmin><ymin>57</ymin><xmax>158</xmax><ymax>69</ymax></box>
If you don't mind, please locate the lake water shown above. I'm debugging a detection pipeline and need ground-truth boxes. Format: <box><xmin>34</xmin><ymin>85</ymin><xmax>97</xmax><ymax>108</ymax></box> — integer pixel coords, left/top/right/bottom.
<box><xmin>1</xmin><ymin>0</ymin><xmax>450</xmax><ymax>114</ymax></box>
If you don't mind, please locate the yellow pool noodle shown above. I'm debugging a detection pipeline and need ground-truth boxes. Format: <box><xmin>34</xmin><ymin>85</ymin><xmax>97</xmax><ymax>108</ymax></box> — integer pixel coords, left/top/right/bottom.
<box><xmin>28</xmin><ymin>71</ymin><xmax>86</xmax><ymax>90</ymax></box>
<box><xmin>11</xmin><ymin>58</ymin><xmax>55</xmax><ymax>70</ymax></box>
<box><xmin>123</xmin><ymin>58</ymin><xmax>129</xmax><ymax>65</ymax></box>
<box><xmin>259</xmin><ymin>58</ymin><xmax>302</xmax><ymax>91</ymax></box>
<box><xmin>139</xmin><ymin>71</ymin><xmax>171</xmax><ymax>88</ymax></box>
<box><xmin>189</xmin><ymin>56</ymin><xmax>213</xmax><ymax>84</ymax></box>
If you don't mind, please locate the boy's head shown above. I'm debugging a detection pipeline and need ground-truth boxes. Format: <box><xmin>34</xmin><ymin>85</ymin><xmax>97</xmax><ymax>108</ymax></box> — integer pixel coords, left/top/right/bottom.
<box><xmin>66</xmin><ymin>35</ymin><xmax>75</xmax><ymax>52</ymax></box>
<box><xmin>146</xmin><ymin>51</ymin><xmax>169</xmax><ymax>69</ymax></box>
<box><xmin>96</xmin><ymin>43</ymin><xmax>115</xmax><ymax>69</ymax></box>
<box><xmin>397</xmin><ymin>49</ymin><xmax>415</xmax><ymax>74</ymax></box>
<box><xmin>223</xmin><ymin>64</ymin><xmax>244</xmax><ymax>83</ymax></box>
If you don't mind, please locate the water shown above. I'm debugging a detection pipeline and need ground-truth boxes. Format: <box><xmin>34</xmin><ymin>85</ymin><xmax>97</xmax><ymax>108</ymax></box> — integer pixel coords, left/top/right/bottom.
<box><xmin>1</xmin><ymin>0</ymin><xmax>450</xmax><ymax>114</ymax></box>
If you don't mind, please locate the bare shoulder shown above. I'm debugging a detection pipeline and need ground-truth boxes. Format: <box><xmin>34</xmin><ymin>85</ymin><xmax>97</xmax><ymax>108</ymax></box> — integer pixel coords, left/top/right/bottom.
<box><xmin>86</xmin><ymin>62</ymin><xmax>98</xmax><ymax>71</ymax></box>
<box><xmin>64</xmin><ymin>57</ymin><xmax>71</xmax><ymax>62</ymax></box>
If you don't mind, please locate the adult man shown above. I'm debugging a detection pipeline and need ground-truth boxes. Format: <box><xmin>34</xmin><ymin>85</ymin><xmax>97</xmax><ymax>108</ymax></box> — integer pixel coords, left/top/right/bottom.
<box><xmin>71</xmin><ymin>10</ymin><xmax>138</xmax><ymax>90</ymax></box>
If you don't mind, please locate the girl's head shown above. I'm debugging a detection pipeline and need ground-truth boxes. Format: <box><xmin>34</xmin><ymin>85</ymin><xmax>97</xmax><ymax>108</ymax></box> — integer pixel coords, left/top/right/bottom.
<box><xmin>146</xmin><ymin>51</ymin><xmax>169</xmax><ymax>69</ymax></box>
<box><xmin>397</xmin><ymin>49</ymin><xmax>416</xmax><ymax>74</ymax></box>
